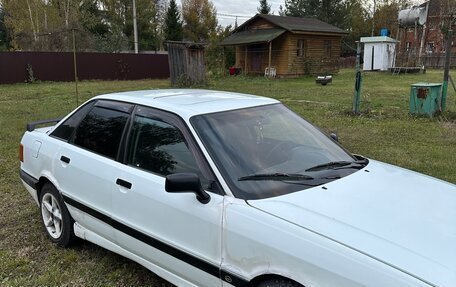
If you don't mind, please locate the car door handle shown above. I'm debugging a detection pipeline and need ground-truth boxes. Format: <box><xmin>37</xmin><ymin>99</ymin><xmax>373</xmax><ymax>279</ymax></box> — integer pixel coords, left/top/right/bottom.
<box><xmin>116</xmin><ymin>178</ymin><xmax>132</xmax><ymax>189</ymax></box>
<box><xmin>60</xmin><ymin>155</ymin><xmax>70</xmax><ymax>164</ymax></box>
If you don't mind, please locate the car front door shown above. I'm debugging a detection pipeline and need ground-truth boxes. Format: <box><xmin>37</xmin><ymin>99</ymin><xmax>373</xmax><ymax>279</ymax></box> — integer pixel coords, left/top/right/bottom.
<box><xmin>111</xmin><ymin>106</ymin><xmax>224</xmax><ymax>287</ymax></box>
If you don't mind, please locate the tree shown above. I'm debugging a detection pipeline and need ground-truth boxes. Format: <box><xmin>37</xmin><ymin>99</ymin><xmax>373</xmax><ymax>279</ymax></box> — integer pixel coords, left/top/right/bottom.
<box><xmin>100</xmin><ymin>0</ymin><xmax>158</xmax><ymax>51</ymax></box>
<box><xmin>154</xmin><ymin>0</ymin><xmax>168</xmax><ymax>50</ymax></box>
<box><xmin>283</xmin><ymin>0</ymin><xmax>318</xmax><ymax>18</ymax></box>
<box><xmin>77</xmin><ymin>0</ymin><xmax>130</xmax><ymax>52</ymax></box>
<box><xmin>98</xmin><ymin>0</ymin><xmax>131</xmax><ymax>51</ymax></box>
<box><xmin>341</xmin><ymin>0</ymin><xmax>370</xmax><ymax>55</ymax></box>
<box><xmin>135</xmin><ymin>0</ymin><xmax>158</xmax><ymax>50</ymax></box>
<box><xmin>278</xmin><ymin>5</ymin><xmax>286</xmax><ymax>16</ymax></box>
<box><xmin>320</xmin><ymin>0</ymin><xmax>348</xmax><ymax>29</ymax></box>
<box><xmin>164</xmin><ymin>0</ymin><xmax>183</xmax><ymax>41</ymax></box>
<box><xmin>0</xmin><ymin>7</ymin><xmax>11</xmax><ymax>50</ymax></box>
<box><xmin>2</xmin><ymin>0</ymin><xmax>56</xmax><ymax>50</ymax></box>
<box><xmin>3</xmin><ymin>0</ymin><xmax>99</xmax><ymax>51</ymax></box>
<box><xmin>206</xmin><ymin>24</ymin><xmax>233</xmax><ymax>73</ymax></box>
<box><xmin>257</xmin><ymin>0</ymin><xmax>271</xmax><ymax>15</ymax></box>
<box><xmin>283</xmin><ymin>0</ymin><xmax>347</xmax><ymax>29</ymax></box>
<box><xmin>1</xmin><ymin>0</ymin><xmax>164</xmax><ymax>51</ymax></box>
<box><xmin>370</xmin><ymin>0</ymin><xmax>411</xmax><ymax>38</ymax></box>
<box><xmin>79</xmin><ymin>0</ymin><xmax>109</xmax><ymax>37</ymax></box>
<box><xmin>182</xmin><ymin>0</ymin><xmax>217</xmax><ymax>42</ymax></box>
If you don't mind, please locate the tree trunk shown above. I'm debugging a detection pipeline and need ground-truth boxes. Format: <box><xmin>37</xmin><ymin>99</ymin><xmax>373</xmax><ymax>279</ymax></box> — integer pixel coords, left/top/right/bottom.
<box><xmin>64</xmin><ymin>0</ymin><xmax>70</xmax><ymax>28</ymax></box>
<box><xmin>26</xmin><ymin>0</ymin><xmax>37</xmax><ymax>41</ymax></box>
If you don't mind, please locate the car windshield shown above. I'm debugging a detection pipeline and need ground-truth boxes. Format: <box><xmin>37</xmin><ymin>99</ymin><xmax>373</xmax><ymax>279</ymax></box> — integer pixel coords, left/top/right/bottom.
<box><xmin>191</xmin><ymin>104</ymin><xmax>365</xmax><ymax>200</ymax></box>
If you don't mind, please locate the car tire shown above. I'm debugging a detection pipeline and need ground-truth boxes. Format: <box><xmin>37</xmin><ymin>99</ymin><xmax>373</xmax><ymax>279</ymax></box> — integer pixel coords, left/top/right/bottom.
<box><xmin>257</xmin><ymin>278</ymin><xmax>303</xmax><ymax>287</ymax></box>
<box><xmin>39</xmin><ymin>183</ymin><xmax>75</xmax><ymax>247</ymax></box>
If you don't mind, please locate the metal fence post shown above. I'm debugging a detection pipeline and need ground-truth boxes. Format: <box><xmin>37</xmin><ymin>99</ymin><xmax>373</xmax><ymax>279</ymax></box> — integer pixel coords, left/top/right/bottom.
<box><xmin>352</xmin><ymin>41</ymin><xmax>362</xmax><ymax>114</ymax></box>
<box><xmin>441</xmin><ymin>29</ymin><xmax>453</xmax><ymax>112</ymax></box>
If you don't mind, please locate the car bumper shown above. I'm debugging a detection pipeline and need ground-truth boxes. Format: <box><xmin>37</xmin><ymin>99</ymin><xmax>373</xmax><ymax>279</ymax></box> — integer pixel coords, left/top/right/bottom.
<box><xmin>20</xmin><ymin>169</ymin><xmax>39</xmax><ymax>205</ymax></box>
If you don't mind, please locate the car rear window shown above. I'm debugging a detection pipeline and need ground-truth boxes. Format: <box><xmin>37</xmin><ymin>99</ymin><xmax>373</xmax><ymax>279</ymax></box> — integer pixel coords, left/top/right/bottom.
<box><xmin>71</xmin><ymin>101</ymin><xmax>132</xmax><ymax>159</ymax></box>
<box><xmin>50</xmin><ymin>102</ymin><xmax>94</xmax><ymax>141</ymax></box>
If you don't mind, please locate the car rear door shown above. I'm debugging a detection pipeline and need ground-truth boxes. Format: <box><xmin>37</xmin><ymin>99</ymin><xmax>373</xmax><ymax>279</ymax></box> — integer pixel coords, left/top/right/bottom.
<box><xmin>111</xmin><ymin>106</ymin><xmax>224</xmax><ymax>287</ymax></box>
<box><xmin>52</xmin><ymin>100</ymin><xmax>133</xmax><ymax>243</ymax></box>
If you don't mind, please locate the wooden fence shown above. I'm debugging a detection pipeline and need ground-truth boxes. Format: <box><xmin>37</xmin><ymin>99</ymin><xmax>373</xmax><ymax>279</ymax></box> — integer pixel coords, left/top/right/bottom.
<box><xmin>396</xmin><ymin>53</ymin><xmax>456</xmax><ymax>68</ymax></box>
<box><xmin>340</xmin><ymin>54</ymin><xmax>455</xmax><ymax>70</ymax></box>
<box><xmin>0</xmin><ymin>51</ymin><xmax>169</xmax><ymax>84</ymax></box>
<box><xmin>339</xmin><ymin>56</ymin><xmax>357</xmax><ymax>69</ymax></box>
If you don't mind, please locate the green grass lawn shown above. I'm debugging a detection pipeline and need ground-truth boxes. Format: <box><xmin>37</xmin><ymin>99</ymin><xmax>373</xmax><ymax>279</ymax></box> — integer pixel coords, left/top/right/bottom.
<box><xmin>1</xmin><ymin>69</ymin><xmax>455</xmax><ymax>286</ymax></box>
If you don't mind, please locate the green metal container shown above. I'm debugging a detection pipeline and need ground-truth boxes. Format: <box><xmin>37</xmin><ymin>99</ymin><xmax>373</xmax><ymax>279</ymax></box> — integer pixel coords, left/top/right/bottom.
<box><xmin>409</xmin><ymin>83</ymin><xmax>442</xmax><ymax>117</ymax></box>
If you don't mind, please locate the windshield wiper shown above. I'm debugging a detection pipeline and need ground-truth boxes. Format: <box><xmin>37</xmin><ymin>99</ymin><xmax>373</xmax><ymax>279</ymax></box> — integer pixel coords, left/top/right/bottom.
<box><xmin>238</xmin><ymin>172</ymin><xmax>314</xmax><ymax>181</ymax></box>
<box><xmin>305</xmin><ymin>159</ymin><xmax>368</xmax><ymax>172</ymax></box>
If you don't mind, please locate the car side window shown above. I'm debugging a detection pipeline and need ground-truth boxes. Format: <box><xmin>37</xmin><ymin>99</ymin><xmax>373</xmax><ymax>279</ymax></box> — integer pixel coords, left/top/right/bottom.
<box><xmin>127</xmin><ymin>109</ymin><xmax>209</xmax><ymax>187</ymax></box>
<box><xmin>50</xmin><ymin>101</ymin><xmax>94</xmax><ymax>141</ymax></box>
<box><xmin>71</xmin><ymin>101</ymin><xmax>132</xmax><ymax>159</ymax></box>
<box><xmin>128</xmin><ymin>115</ymin><xmax>198</xmax><ymax>176</ymax></box>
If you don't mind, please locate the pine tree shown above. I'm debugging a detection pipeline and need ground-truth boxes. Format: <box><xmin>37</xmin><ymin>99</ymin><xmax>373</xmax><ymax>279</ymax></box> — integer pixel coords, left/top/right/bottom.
<box><xmin>164</xmin><ymin>0</ymin><xmax>183</xmax><ymax>41</ymax></box>
<box><xmin>278</xmin><ymin>5</ymin><xmax>286</xmax><ymax>16</ymax></box>
<box><xmin>283</xmin><ymin>0</ymin><xmax>347</xmax><ymax>29</ymax></box>
<box><xmin>257</xmin><ymin>0</ymin><xmax>271</xmax><ymax>14</ymax></box>
<box><xmin>284</xmin><ymin>0</ymin><xmax>318</xmax><ymax>18</ymax></box>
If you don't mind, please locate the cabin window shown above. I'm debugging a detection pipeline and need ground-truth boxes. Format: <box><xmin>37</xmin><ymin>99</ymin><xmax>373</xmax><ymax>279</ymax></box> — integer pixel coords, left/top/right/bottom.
<box><xmin>297</xmin><ymin>39</ymin><xmax>305</xmax><ymax>57</ymax></box>
<box><xmin>324</xmin><ymin>40</ymin><xmax>332</xmax><ymax>57</ymax></box>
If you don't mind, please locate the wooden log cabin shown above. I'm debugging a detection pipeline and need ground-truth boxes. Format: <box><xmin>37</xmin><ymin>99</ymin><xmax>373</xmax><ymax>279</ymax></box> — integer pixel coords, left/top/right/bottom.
<box><xmin>221</xmin><ymin>14</ymin><xmax>348</xmax><ymax>76</ymax></box>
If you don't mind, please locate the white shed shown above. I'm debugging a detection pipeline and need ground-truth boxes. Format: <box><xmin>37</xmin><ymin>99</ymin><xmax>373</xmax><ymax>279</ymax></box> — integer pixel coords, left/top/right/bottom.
<box><xmin>360</xmin><ymin>36</ymin><xmax>398</xmax><ymax>71</ymax></box>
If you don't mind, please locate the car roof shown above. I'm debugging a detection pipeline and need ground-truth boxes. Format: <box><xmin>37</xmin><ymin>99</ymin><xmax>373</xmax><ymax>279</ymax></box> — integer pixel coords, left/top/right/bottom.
<box><xmin>93</xmin><ymin>89</ymin><xmax>279</xmax><ymax>120</ymax></box>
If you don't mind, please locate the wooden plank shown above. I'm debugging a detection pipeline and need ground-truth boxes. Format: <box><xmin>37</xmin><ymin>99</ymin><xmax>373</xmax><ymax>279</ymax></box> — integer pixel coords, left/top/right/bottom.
<box><xmin>249</xmin><ymin>18</ymin><xmax>275</xmax><ymax>29</ymax></box>
<box><xmin>167</xmin><ymin>42</ymin><xmax>205</xmax><ymax>85</ymax></box>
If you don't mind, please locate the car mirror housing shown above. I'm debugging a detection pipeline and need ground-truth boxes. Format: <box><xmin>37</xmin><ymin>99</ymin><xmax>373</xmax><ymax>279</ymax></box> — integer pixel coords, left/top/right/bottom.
<box><xmin>165</xmin><ymin>173</ymin><xmax>211</xmax><ymax>204</ymax></box>
<box><xmin>330</xmin><ymin>133</ymin><xmax>339</xmax><ymax>142</ymax></box>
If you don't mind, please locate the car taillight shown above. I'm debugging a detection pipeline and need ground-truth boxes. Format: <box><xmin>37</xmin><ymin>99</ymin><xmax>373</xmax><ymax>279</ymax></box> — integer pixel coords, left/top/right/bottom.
<box><xmin>20</xmin><ymin>144</ymin><xmax>24</xmax><ymax>162</ymax></box>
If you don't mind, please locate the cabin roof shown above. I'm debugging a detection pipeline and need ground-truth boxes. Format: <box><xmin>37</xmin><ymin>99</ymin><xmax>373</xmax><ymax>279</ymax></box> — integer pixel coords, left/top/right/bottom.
<box><xmin>220</xmin><ymin>14</ymin><xmax>347</xmax><ymax>46</ymax></box>
<box><xmin>220</xmin><ymin>28</ymin><xmax>286</xmax><ymax>46</ymax></box>
<box><xmin>253</xmin><ymin>14</ymin><xmax>347</xmax><ymax>34</ymax></box>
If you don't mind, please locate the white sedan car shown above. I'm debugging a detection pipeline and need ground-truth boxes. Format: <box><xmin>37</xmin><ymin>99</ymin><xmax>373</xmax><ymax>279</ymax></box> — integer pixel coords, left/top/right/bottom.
<box><xmin>20</xmin><ymin>89</ymin><xmax>456</xmax><ymax>287</ymax></box>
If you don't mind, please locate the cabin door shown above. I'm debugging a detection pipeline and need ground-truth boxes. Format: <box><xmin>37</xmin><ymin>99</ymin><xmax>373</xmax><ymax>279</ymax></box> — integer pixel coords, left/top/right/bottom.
<box><xmin>250</xmin><ymin>44</ymin><xmax>263</xmax><ymax>73</ymax></box>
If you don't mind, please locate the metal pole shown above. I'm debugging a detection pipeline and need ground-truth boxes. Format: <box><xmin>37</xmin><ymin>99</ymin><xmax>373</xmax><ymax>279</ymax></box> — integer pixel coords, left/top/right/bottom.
<box><xmin>418</xmin><ymin>2</ymin><xmax>430</xmax><ymax>65</ymax></box>
<box><xmin>72</xmin><ymin>29</ymin><xmax>79</xmax><ymax>106</ymax></box>
<box><xmin>353</xmin><ymin>41</ymin><xmax>362</xmax><ymax>114</ymax></box>
<box><xmin>441</xmin><ymin>29</ymin><xmax>453</xmax><ymax>112</ymax></box>
<box><xmin>132</xmin><ymin>0</ymin><xmax>139</xmax><ymax>54</ymax></box>
<box><xmin>268</xmin><ymin>41</ymin><xmax>272</xmax><ymax>76</ymax></box>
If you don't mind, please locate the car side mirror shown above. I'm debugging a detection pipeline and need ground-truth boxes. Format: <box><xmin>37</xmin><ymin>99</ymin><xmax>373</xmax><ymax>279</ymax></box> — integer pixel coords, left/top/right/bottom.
<box><xmin>330</xmin><ymin>133</ymin><xmax>339</xmax><ymax>142</ymax></box>
<box><xmin>165</xmin><ymin>173</ymin><xmax>211</xmax><ymax>204</ymax></box>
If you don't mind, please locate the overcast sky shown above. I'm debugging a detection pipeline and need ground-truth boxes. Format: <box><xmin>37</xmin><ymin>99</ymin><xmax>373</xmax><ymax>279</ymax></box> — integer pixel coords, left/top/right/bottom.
<box><xmin>178</xmin><ymin>0</ymin><xmax>285</xmax><ymax>27</ymax></box>
<box><xmin>177</xmin><ymin>0</ymin><xmax>424</xmax><ymax>27</ymax></box>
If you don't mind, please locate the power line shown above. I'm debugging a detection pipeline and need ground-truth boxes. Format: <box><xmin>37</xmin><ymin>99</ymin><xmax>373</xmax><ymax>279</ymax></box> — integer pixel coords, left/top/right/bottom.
<box><xmin>217</xmin><ymin>13</ymin><xmax>251</xmax><ymax>19</ymax></box>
